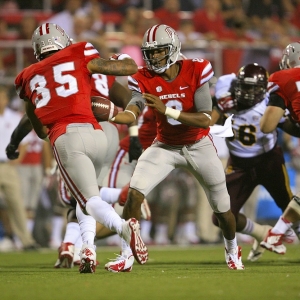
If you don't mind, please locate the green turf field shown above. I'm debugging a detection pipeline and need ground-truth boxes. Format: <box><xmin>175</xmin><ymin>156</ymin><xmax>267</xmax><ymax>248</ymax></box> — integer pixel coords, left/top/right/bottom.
<box><xmin>0</xmin><ymin>244</ymin><xmax>299</xmax><ymax>300</ymax></box>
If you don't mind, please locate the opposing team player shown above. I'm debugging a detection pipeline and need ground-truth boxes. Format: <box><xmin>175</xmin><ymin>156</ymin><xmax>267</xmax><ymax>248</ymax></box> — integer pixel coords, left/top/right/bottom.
<box><xmin>110</xmin><ymin>24</ymin><xmax>244</xmax><ymax>270</ymax></box>
<box><xmin>211</xmin><ymin>63</ymin><xmax>293</xmax><ymax>262</ymax></box>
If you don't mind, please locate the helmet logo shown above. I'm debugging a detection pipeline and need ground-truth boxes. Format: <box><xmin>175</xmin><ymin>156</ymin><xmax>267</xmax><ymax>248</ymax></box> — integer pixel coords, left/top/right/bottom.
<box><xmin>55</xmin><ymin>25</ymin><xmax>65</xmax><ymax>36</ymax></box>
<box><xmin>39</xmin><ymin>23</ymin><xmax>50</xmax><ymax>35</ymax></box>
<box><xmin>165</xmin><ymin>27</ymin><xmax>174</xmax><ymax>38</ymax></box>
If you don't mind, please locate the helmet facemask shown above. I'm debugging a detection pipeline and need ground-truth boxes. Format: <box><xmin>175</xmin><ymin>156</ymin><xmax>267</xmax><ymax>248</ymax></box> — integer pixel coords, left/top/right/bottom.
<box><xmin>235</xmin><ymin>63</ymin><xmax>268</xmax><ymax>108</ymax></box>
<box><xmin>279</xmin><ymin>43</ymin><xmax>300</xmax><ymax>70</ymax></box>
<box><xmin>235</xmin><ymin>82</ymin><xmax>266</xmax><ymax>107</ymax></box>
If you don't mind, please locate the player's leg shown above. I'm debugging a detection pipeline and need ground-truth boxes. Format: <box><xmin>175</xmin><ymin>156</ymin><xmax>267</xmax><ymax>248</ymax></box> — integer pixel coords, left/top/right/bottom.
<box><xmin>188</xmin><ymin>136</ymin><xmax>244</xmax><ymax>270</ymax></box>
<box><xmin>54</xmin><ymin>126</ymin><xmax>148</xmax><ymax>271</ymax></box>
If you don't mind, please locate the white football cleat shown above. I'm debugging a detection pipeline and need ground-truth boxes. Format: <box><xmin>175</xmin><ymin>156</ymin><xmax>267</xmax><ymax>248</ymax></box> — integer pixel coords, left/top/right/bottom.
<box><xmin>105</xmin><ymin>252</ymin><xmax>134</xmax><ymax>273</ymax></box>
<box><xmin>121</xmin><ymin>218</ymin><xmax>148</xmax><ymax>265</ymax></box>
<box><xmin>247</xmin><ymin>225</ymin><xmax>272</xmax><ymax>262</ymax></box>
<box><xmin>54</xmin><ymin>242</ymin><xmax>74</xmax><ymax>268</ymax></box>
<box><xmin>79</xmin><ymin>244</ymin><xmax>97</xmax><ymax>273</ymax></box>
<box><xmin>260</xmin><ymin>229</ymin><xmax>286</xmax><ymax>255</ymax></box>
<box><xmin>225</xmin><ymin>246</ymin><xmax>245</xmax><ymax>270</ymax></box>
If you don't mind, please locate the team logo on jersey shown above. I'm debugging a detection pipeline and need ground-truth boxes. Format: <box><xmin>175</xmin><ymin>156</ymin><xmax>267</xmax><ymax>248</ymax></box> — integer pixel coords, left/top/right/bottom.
<box><xmin>156</xmin><ymin>86</ymin><xmax>162</xmax><ymax>92</ymax></box>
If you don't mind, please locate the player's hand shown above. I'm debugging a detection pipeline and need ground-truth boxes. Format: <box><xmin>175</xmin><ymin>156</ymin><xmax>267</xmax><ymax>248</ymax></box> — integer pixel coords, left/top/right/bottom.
<box><xmin>129</xmin><ymin>136</ymin><xmax>143</xmax><ymax>162</ymax></box>
<box><xmin>5</xmin><ymin>143</ymin><xmax>19</xmax><ymax>160</ymax></box>
<box><xmin>143</xmin><ymin>93</ymin><xmax>166</xmax><ymax>114</ymax></box>
<box><xmin>110</xmin><ymin>53</ymin><xmax>132</xmax><ymax>60</ymax></box>
<box><xmin>217</xmin><ymin>93</ymin><xmax>237</xmax><ymax>112</ymax></box>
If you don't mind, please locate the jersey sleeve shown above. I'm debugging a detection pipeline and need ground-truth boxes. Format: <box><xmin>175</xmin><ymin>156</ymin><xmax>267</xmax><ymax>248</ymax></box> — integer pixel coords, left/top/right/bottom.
<box><xmin>15</xmin><ymin>70</ymin><xmax>27</xmax><ymax>100</ymax></box>
<box><xmin>83</xmin><ymin>42</ymin><xmax>100</xmax><ymax>64</ymax></box>
<box><xmin>194</xmin><ymin>59</ymin><xmax>214</xmax><ymax>87</ymax></box>
<box><xmin>215</xmin><ymin>73</ymin><xmax>236</xmax><ymax>99</ymax></box>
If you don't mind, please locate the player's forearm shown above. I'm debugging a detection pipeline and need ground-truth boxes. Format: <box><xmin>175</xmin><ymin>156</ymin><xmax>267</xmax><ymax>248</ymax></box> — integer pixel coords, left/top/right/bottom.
<box><xmin>278</xmin><ymin>119</ymin><xmax>300</xmax><ymax>137</ymax></box>
<box><xmin>10</xmin><ymin>114</ymin><xmax>33</xmax><ymax>146</ymax></box>
<box><xmin>88</xmin><ymin>58</ymin><xmax>138</xmax><ymax>76</ymax></box>
<box><xmin>168</xmin><ymin>110</ymin><xmax>212</xmax><ymax>128</ymax></box>
<box><xmin>111</xmin><ymin>110</ymin><xmax>137</xmax><ymax>124</ymax></box>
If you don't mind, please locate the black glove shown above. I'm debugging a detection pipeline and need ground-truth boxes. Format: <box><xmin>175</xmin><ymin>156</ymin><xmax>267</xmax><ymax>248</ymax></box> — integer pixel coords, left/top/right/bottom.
<box><xmin>129</xmin><ymin>136</ymin><xmax>143</xmax><ymax>162</ymax></box>
<box><xmin>5</xmin><ymin>143</ymin><xmax>19</xmax><ymax>160</ymax></box>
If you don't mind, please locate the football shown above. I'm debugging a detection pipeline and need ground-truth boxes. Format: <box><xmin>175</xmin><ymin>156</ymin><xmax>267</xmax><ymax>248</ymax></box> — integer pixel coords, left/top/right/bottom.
<box><xmin>91</xmin><ymin>96</ymin><xmax>118</xmax><ymax>122</ymax></box>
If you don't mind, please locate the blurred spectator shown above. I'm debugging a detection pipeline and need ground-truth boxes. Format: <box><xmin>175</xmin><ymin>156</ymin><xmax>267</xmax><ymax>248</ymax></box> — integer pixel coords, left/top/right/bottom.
<box><xmin>16</xmin><ymin>131</ymin><xmax>53</xmax><ymax>236</ymax></box>
<box><xmin>0</xmin><ymin>85</ymin><xmax>38</xmax><ymax>251</ymax></box>
<box><xmin>245</xmin><ymin>0</ymin><xmax>286</xmax><ymax>22</ymax></box>
<box><xmin>72</xmin><ymin>14</ymin><xmax>110</xmax><ymax>58</ymax></box>
<box><xmin>177</xmin><ymin>19</ymin><xmax>205</xmax><ymax>47</ymax></box>
<box><xmin>220</xmin><ymin>0</ymin><xmax>246</xmax><ymax>29</ymax></box>
<box><xmin>0</xmin><ymin>0</ymin><xmax>19</xmax><ymax>12</ymax></box>
<box><xmin>118</xmin><ymin>7</ymin><xmax>144</xmax><ymax>65</ymax></box>
<box><xmin>46</xmin><ymin>0</ymin><xmax>85</xmax><ymax>38</ymax></box>
<box><xmin>192</xmin><ymin>0</ymin><xmax>228</xmax><ymax>40</ymax></box>
<box><xmin>15</xmin><ymin>0</ymin><xmax>42</xmax><ymax>9</ymax></box>
<box><xmin>2</xmin><ymin>15</ymin><xmax>38</xmax><ymax>77</ymax></box>
<box><xmin>154</xmin><ymin>0</ymin><xmax>182</xmax><ymax>31</ymax></box>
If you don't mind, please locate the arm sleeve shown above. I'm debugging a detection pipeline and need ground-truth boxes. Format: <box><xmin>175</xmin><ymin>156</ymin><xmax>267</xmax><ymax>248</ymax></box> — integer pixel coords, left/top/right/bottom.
<box><xmin>126</xmin><ymin>90</ymin><xmax>146</xmax><ymax>112</ymax></box>
<box><xmin>194</xmin><ymin>82</ymin><xmax>213</xmax><ymax>111</ymax></box>
<box><xmin>269</xmin><ymin>92</ymin><xmax>286</xmax><ymax>109</ymax></box>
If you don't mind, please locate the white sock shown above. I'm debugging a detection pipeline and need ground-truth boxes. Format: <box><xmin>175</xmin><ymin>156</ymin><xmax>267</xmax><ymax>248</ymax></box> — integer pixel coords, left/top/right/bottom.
<box><xmin>99</xmin><ymin>187</ymin><xmax>121</xmax><ymax>204</ymax></box>
<box><xmin>51</xmin><ymin>216</ymin><xmax>64</xmax><ymax>245</ymax></box>
<box><xmin>85</xmin><ymin>196</ymin><xmax>123</xmax><ymax>235</ymax></box>
<box><xmin>75</xmin><ymin>235</ymin><xmax>83</xmax><ymax>250</ymax></box>
<box><xmin>63</xmin><ymin>222</ymin><xmax>81</xmax><ymax>244</ymax></box>
<box><xmin>121</xmin><ymin>238</ymin><xmax>132</xmax><ymax>255</ymax></box>
<box><xmin>223</xmin><ymin>236</ymin><xmax>237</xmax><ymax>253</ymax></box>
<box><xmin>76</xmin><ymin>204</ymin><xmax>96</xmax><ymax>245</ymax></box>
<box><xmin>241</xmin><ymin>218</ymin><xmax>265</xmax><ymax>240</ymax></box>
<box><xmin>272</xmin><ymin>216</ymin><xmax>293</xmax><ymax>234</ymax></box>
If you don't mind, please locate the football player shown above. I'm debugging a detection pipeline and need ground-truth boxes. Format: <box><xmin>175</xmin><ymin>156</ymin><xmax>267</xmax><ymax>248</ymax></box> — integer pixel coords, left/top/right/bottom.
<box><xmin>13</xmin><ymin>22</ymin><xmax>147</xmax><ymax>273</ymax></box>
<box><xmin>211</xmin><ymin>63</ymin><xmax>293</xmax><ymax>262</ymax></box>
<box><xmin>110</xmin><ymin>24</ymin><xmax>244</xmax><ymax>270</ymax></box>
<box><xmin>259</xmin><ymin>42</ymin><xmax>300</xmax><ymax>254</ymax></box>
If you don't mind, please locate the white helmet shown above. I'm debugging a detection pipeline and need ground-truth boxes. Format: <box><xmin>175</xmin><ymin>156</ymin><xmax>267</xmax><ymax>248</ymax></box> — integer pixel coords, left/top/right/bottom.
<box><xmin>32</xmin><ymin>23</ymin><xmax>72</xmax><ymax>61</ymax></box>
<box><xmin>141</xmin><ymin>24</ymin><xmax>181</xmax><ymax>73</ymax></box>
<box><xmin>280</xmin><ymin>42</ymin><xmax>300</xmax><ymax>70</ymax></box>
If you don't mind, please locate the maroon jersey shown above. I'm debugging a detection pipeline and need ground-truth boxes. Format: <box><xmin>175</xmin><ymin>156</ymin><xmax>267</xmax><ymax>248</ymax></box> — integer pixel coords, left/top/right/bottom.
<box><xmin>119</xmin><ymin>106</ymin><xmax>157</xmax><ymax>151</ymax></box>
<box><xmin>268</xmin><ymin>68</ymin><xmax>300</xmax><ymax>123</ymax></box>
<box><xmin>128</xmin><ymin>59</ymin><xmax>213</xmax><ymax>145</ymax></box>
<box><xmin>15</xmin><ymin>42</ymin><xmax>101</xmax><ymax>145</ymax></box>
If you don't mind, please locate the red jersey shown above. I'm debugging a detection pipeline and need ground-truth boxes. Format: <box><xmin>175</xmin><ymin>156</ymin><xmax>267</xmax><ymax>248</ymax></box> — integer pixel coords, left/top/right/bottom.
<box><xmin>268</xmin><ymin>68</ymin><xmax>300</xmax><ymax>123</ymax></box>
<box><xmin>90</xmin><ymin>73</ymin><xmax>116</xmax><ymax>99</ymax></box>
<box><xmin>128</xmin><ymin>59</ymin><xmax>213</xmax><ymax>145</ymax></box>
<box><xmin>15</xmin><ymin>42</ymin><xmax>101</xmax><ymax>145</ymax></box>
<box><xmin>119</xmin><ymin>106</ymin><xmax>157</xmax><ymax>151</ymax></box>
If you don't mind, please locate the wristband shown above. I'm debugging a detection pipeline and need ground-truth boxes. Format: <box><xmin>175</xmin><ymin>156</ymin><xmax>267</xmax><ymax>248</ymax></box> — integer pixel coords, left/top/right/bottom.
<box><xmin>203</xmin><ymin>113</ymin><xmax>212</xmax><ymax>120</ymax></box>
<box><xmin>129</xmin><ymin>125</ymin><xmax>138</xmax><ymax>136</ymax></box>
<box><xmin>124</xmin><ymin>109</ymin><xmax>137</xmax><ymax>120</ymax></box>
<box><xmin>165</xmin><ymin>107</ymin><xmax>180</xmax><ymax>120</ymax></box>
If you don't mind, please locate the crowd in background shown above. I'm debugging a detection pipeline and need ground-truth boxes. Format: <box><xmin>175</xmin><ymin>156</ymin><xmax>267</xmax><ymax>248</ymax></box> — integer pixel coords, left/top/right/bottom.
<box><xmin>1</xmin><ymin>0</ymin><xmax>300</xmax><ymax>251</ymax></box>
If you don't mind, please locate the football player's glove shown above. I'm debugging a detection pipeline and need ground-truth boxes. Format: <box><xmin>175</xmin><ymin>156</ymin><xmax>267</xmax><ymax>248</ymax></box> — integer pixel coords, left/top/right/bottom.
<box><xmin>217</xmin><ymin>93</ymin><xmax>237</xmax><ymax>112</ymax></box>
<box><xmin>129</xmin><ymin>136</ymin><xmax>143</xmax><ymax>163</ymax></box>
<box><xmin>5</xmin><ymin>143</ymin><xmax>19</xmax><ymax>160</ymax></box>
